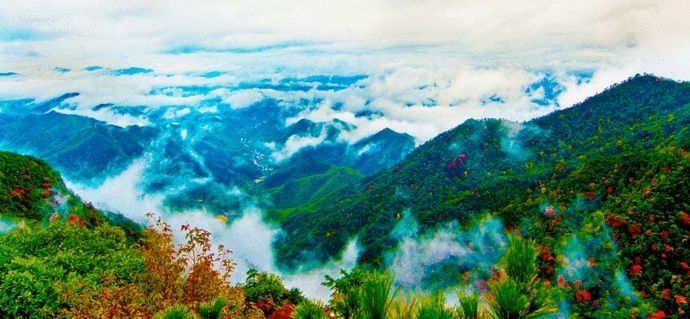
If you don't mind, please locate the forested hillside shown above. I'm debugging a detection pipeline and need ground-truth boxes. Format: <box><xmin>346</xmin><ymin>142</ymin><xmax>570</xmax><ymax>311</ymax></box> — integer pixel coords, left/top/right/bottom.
<box><xmin>2</xmin><ymin>74</ymin><xmax>690</xmax><ymax>317</ymax></box>
<box><xmin>271</xmin><ymin>74</ymin><xmax>690</xmax><ymax>316</ymax></box>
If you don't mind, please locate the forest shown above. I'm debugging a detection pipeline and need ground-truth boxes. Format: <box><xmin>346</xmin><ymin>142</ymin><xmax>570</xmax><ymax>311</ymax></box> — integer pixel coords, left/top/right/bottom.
<box><xmin>0</xmin><ymin>75</ymin><xmax>689</xmax><ymax>318</ymax></box>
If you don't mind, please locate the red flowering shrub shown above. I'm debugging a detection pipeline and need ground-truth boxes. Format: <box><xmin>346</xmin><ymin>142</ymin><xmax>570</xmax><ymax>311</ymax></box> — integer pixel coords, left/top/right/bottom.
<box><xmin>269</xmin><ymin>303</ymin><xmax>295</xmax><ymax>319</ymax></box>
<box><xmin>680</xmin><ymin>212</ymin><xmax>690</xmax><ymax>226</ymax></box>
<box><xmin>604</xmin><ymin>213</ymin><xmax>626</xmax><ymax>228</ymax></box>
<box><xmin>628</xmin><ymin>224</ymin><xmax>642</xmax><ymax>238</ymax></box>
<box><xmin>629</xmin><ymin>264</ymin><xmax>643</xmax><ymax>276</ymax></box>
<box><xmin>575</xmin><ymin>290</ymin><xmax>591</xmax><ymax>304</ymax></box>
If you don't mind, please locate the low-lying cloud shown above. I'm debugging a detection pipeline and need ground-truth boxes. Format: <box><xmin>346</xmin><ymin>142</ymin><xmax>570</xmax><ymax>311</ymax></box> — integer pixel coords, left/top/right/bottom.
<box><xmin>64</xmin><ymin>156</ymin><xmax>360</xmax><ymax>300</ymax></box>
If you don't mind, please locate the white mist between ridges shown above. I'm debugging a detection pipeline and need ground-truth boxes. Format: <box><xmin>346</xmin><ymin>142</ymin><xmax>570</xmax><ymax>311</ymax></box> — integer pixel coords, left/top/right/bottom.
<box><xmin>64</xmin><ymin>155</ymin><xmax>360</xmax><ymax>300</ymax></box>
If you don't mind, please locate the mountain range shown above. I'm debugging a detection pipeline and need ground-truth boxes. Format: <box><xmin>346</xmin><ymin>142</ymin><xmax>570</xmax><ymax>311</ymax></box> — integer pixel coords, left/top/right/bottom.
<box><xmin>1</xmin><ymin>74</ymin><xmax>690</xmax><ymax>317</ymax></box>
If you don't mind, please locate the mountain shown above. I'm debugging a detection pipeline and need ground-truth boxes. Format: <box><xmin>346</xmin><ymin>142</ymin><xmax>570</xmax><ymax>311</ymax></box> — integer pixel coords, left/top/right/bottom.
<box><xmin>0</xmin><ymin>83</ymin><xmax>415</xmax><ymax>213</ymax></box>
<box><xmin>0</xmin><ymin>151</ymin><xmax>138</xmax><ymax>233</ymax></box>
<box><xmin>0</xmin><ymin>94</ymin><xmax>158</xmax><ymax>182</ymax></box>
<box><xmin>2</xmin><ymin>74</ymin><xmax>689</xmax><ymax>317</ymax></box>
<box><xmin>270</xmin><ymin>74</ymin><xmax>690</xmax><ymax>315</ymax></box>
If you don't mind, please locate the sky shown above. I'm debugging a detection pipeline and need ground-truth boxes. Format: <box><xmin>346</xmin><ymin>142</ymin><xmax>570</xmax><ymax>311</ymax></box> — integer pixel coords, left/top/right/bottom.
<box><xmin>1</xmin><ymin>0</ymin><xmax>690</xmax><ymax>142</ymax></box>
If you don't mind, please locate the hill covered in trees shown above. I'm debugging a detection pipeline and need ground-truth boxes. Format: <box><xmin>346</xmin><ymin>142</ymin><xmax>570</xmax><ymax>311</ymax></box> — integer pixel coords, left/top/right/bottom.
<box><xmin>269</xmin><ymin>74</ymin><xmax>690</xmax><ymax>316</ymax></box>
<box><xmin>1</xmin><ymin>74</ymin><xmax>690</xmax><ymax>318</ymax></box>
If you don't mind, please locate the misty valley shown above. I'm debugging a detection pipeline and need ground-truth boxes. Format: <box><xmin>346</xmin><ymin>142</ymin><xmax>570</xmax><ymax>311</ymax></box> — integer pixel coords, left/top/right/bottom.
<box><xmin>1</xmin><ymin>73</ymin><xmax>689</xmax><ymax>318</ymax></box>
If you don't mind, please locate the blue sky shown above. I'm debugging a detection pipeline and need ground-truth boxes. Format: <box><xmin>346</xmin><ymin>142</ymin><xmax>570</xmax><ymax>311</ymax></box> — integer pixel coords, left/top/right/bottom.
<box><xmin>1</xmin><ymin>1</ymin><xmax>690</xmax><ymax>141</ymax></box>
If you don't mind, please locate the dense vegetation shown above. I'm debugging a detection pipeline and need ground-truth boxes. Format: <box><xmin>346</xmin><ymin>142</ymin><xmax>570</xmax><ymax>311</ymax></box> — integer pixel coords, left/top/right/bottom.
<box><xmin>0</xmin><ymin>205</ymin><xmax>568</xmax><ymax>319</ymax></box>
<box><xmin>270</xmin><ymin>75</ymin><xmax>690</xmax><ymax>316</ymax></box>
<box><xmin>2</xmin><ymin>74</ymin><xmax>690</xmax><ymax>318</ymax></box>
<box><xmin>0</xmin><ymin>151</ymin><xmax>138</xmax><ymax>233</ymax></box>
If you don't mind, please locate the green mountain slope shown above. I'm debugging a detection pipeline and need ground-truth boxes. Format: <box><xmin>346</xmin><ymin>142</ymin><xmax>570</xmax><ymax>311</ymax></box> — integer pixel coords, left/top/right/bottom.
<box><xmin>0</xmin><ymin>111</ymin><xmax>158</xmax><ymax>182</ymax></box>
<box><xmin>265</xmin><ymin>165</ymin><xmax>365</xmax><ymax>222</ymax></box>
<box><xmin>271</xmin><ymin>74</ymin><xmax>690</xmax><ymax>315</ymax></box>
<box><xmin>0</xmin><ymin>151</ymin><xmax>138</xmax><ymax>233</ymax></box>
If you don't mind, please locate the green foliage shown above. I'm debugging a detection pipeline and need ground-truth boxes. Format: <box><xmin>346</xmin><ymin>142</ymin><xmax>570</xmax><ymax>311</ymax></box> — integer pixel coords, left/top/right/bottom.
<box><xmin>323</xmin><ymin>268</ymin><xmax>366</xmax><ymax>319</ymax></box>
<box><xmin>358</xmin><ymin>271</ymin><xmax>396</xmax><ymax>319</ymax></box>
<box><xmin>456</xmin><ymin>292</ymin><xmax>482</xmax><ymax>319</ymax></box>
<box><xmin>294</xmin><ymin>299</ymin><xmax>327</xmax><ymax>319</ymax></box>
<box><xmin>487</xmin><ymin>279</ymin><xmax>528</xmax><ymax>319</ymax></box>
<box><xmin>269</xmin><ymin>166</ymin><xmax>364</xmax><ymax>211</ymax></box>
<box><xmin>503</xmin><ymin>236</ymin><xmax>538</xmax><ymax>285</ymax></box>
<box><xmin>0</xmin><ymin>151</ymin><xmax>62</xmax><ymax>219</ymax></box>
<box><xmin>486</xmin><ymin>236</ymin><xmax>557</xmax><ymax>319</ymax></box>
<box><xmin>198</xmin><ymin>297</ymin><xmax>227</xmax><ymax>319</ymax></box>
<box><xmin>389</xmin><ymin>292</ymin><xmax>419</xmax><ymax>319</ymax></box>
<box><xmin>416</xmin><ymin>292</ymin><xmax>454</xmax><ymax>319</ymax></box>
<box><xmin>243</xmin><ymin>268</ymin><xmax>304</xmax><ymax>315</ymax></box>
<box><xmin>154</xmin><ymin>304</ymin><xmax>195</xmax><ymax>319</ymax></box>
<box><xmin>0</xmin><ymin>221</ymin><xmax>143</xmax><ymax>318</ymax></box>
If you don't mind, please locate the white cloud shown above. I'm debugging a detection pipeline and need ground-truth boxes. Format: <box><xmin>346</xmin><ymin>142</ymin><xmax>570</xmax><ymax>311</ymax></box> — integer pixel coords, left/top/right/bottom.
<box><xmin>0</xmin><ymin>1</ymin><xmax>688</xmax><ymax>75</ymax></box>
<box><xmin>272</xmin><ymin>128</ymin><xmax>330</xmax><ymax>162</ymax></box>
<box><xmin>213</xmin><ymin>88</ymin><xmax>265</xmax><ymax>109</ymax></box>
<box><xmin>2</xmin><ymin>2</ymin><xmax>688</xmax><ymax>144</ymax></box>
<box><xmin>64</xmin><ymin>156</ymin><xmax>165</xmax><ymax>224</ymax></box>
<box><xmin>66</xmin><ymin>156</ymin><xmax>360</xmax><ymax>300</ymax></box>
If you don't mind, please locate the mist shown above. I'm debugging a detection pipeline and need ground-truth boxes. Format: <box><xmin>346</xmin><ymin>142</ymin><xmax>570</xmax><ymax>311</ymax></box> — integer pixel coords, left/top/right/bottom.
<box><xmin>0</xmin><ymin>218</ymin><xmax>16</xmax><ymax>234</ymax></box>
<box><xmin>387</xmin><ymin>211</ymin><xmax>507</xmax><ymax>291</ymax></box>
<box><xmin>63</xmin><ymin>155</ymin><xmax>361</xmax><ymax>300</ymax></box>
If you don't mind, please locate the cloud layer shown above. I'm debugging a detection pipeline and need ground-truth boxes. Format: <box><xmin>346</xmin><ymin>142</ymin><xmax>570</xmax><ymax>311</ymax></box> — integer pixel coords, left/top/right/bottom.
<box><xmin>2</xmin><ymin>1</ymin><xmax>689</xmax><ymax>146</ymax></box>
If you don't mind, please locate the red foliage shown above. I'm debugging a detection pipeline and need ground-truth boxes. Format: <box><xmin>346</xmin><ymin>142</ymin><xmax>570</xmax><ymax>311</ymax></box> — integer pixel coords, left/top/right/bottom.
<box><xmin>42</xmin><ymin>182</ymin><xmax>51</xmax><ymax>189</ymax></box>
<box><xmin>628</xmin><ymin>224</ymin><xmax>642</xmax><ymax>238</ymax></box>
<box><xmin>647</xmin><ymin>310</ymin><xmax>666</xmax><ymax>319</ymax></box>
<box><xmin>676</xmin><ymin>295</ymin><xmax>688</xmax><ymax>305</ymax></box>
<box><xmin>541</xmin><ymin>252</ymin><xmax>553</xmax><ymax>262</ymax></box>
<box><xmin>588</xmin><ymin>257</ymin><xmax>596</xmax><ymax>267</ymax></box>
<box><xmin>680</xmin><ymin>212</ymin><xmax>690</xmax><ymax>225</ymax></box>
<box><xmin>575</xmin><ymin>290</ymin><xmax>591</xmax><ymax>304</ymax></box>
<box><xmin>557</xmin><ymin>275</ymin><xmax>567</xmax><ymax>287</ymax></box>
<box><xmin>680</xmin><ymin>262</ymin><xmax>689</xmax><ymax>270</ymax></box>
<box><xmin>629</xmin><ymin>264</ymin><xmax>643</xmax><ymax>276</ymax></box>
<box><xmin>67</xmin><ymin>214</ymin><xmax>86</xmax><ymax>228</ymax></box>
<box><xmin>256</xmin><ymin>299</ymin><xmax>277</xmax><ymax>314</ymax></box>
<box><xmin>268</xmin><ymin>304</ymin><xmax>295</xmax><ymax>319</ymax></box>
<box><xmin>644</xmin><ymin>188</ymin><xmax>652</xmax><ymax>197</ymax></box>
<box><xmin>10</xmin><ymin>187</ymin><xmax>26</xmax><ymax>197</ymax></box>
<box><xmin>573</xmin><ymin>280</ymin><xmax>583</xmax><ymax>289</ymax></box>
<box><xmin>662</xmin><ymin>289</ymin><xmax>671</xmax><ymax>299</ymax></box>
<box><xmin>604</xmin><ymin>213</ymin><xmax>626</xmax><ymax>228</ymax></box>
<box><xmin>545</xmin><ymin>265</ymin><xmax>554</xmax><ymax>276</ymax></box>
<box><xmin>586</xmin><ymin>191</ymin><xmax>596</xmax><ymax>200</ymax></box>
<box><xmin>661</xmin><ymin>230</ymin><xmax>669</xmax><ymax>240</ymax></box>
